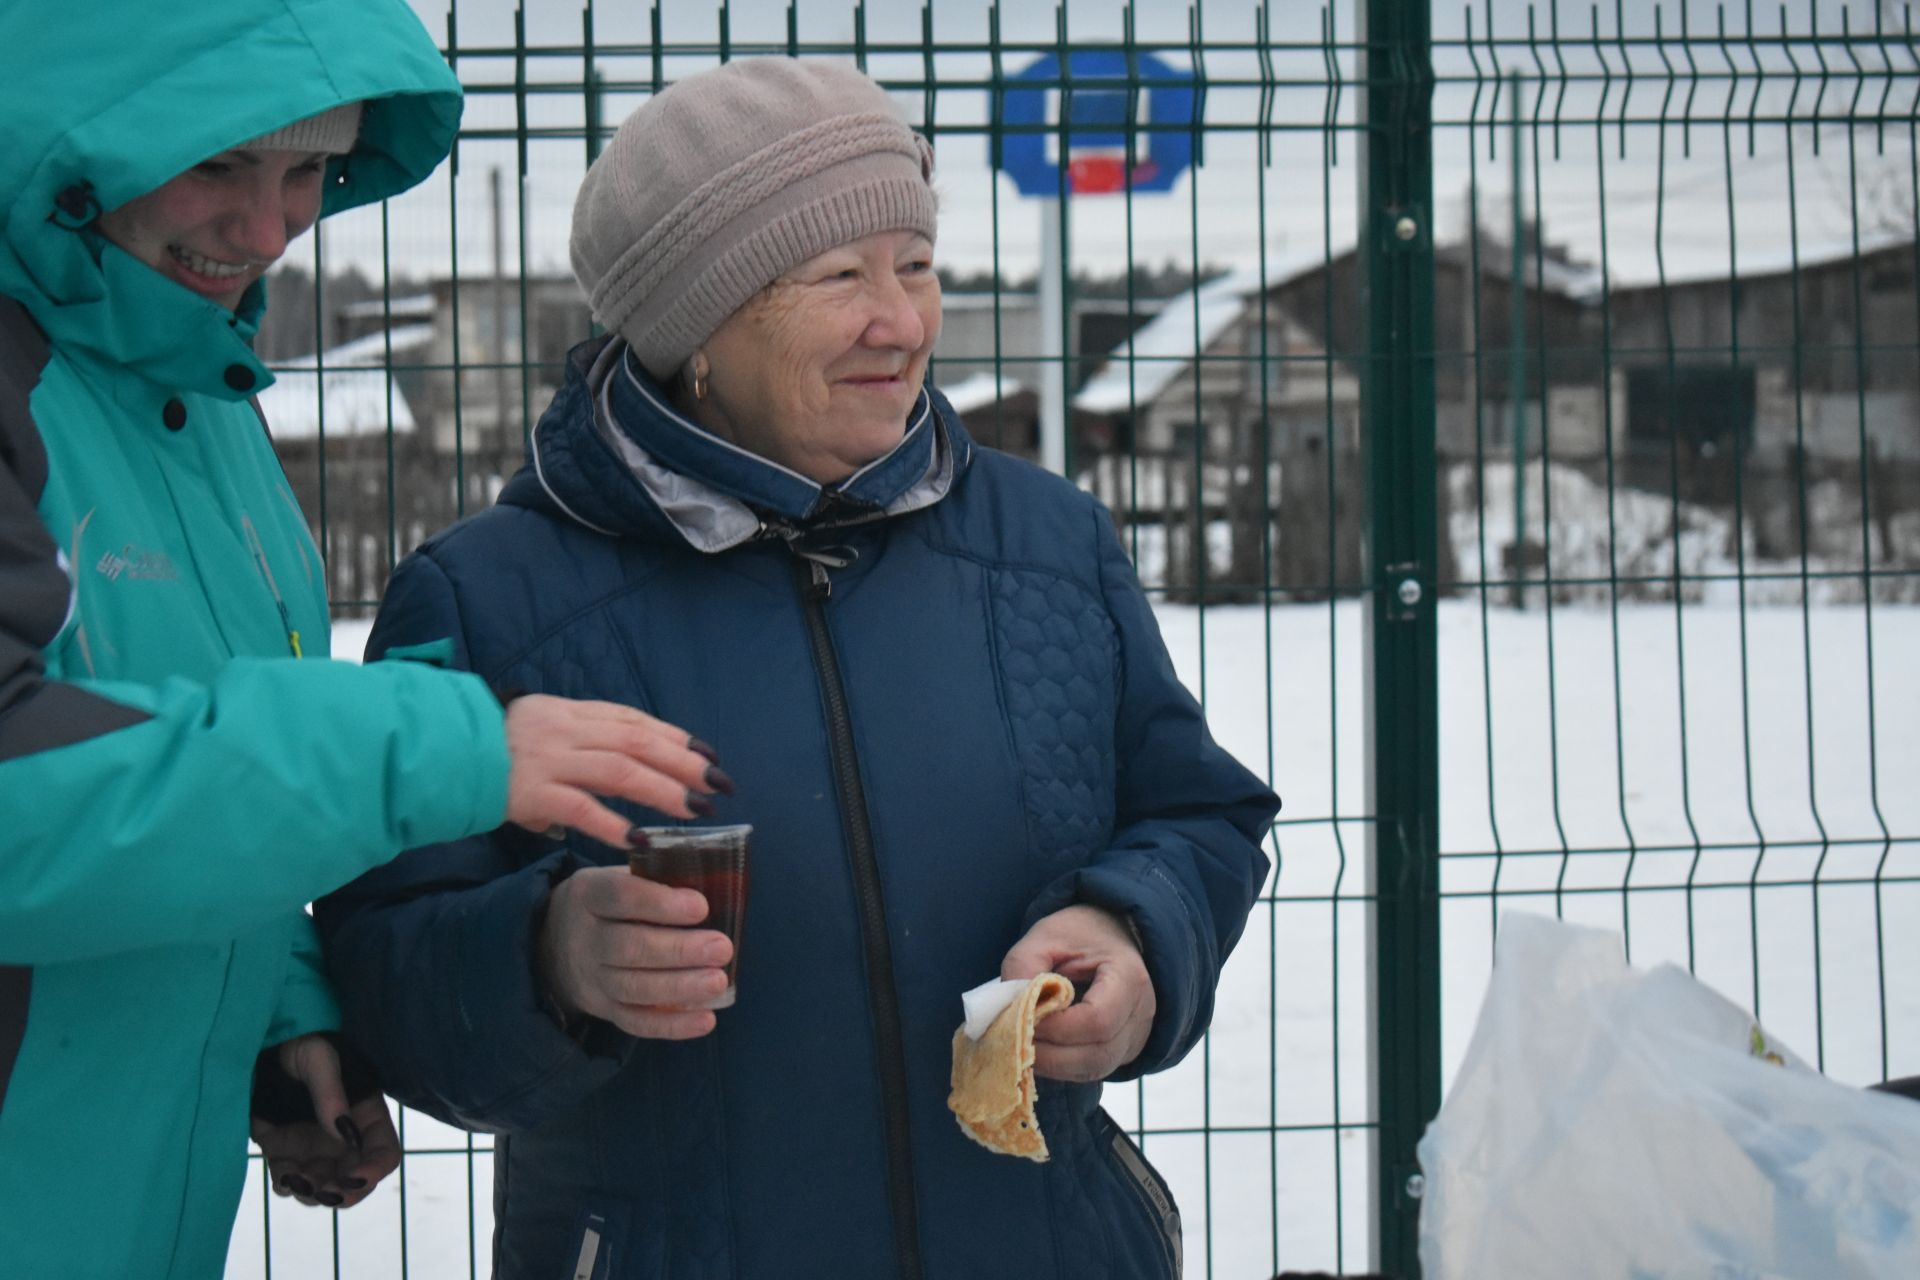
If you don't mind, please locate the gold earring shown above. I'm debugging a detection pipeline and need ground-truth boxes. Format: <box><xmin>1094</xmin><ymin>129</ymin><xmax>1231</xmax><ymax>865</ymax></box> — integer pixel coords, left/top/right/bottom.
<box><xmin>689</xmin><ymin>352</ymin><xmax>710</xmax><ymax>402</ymax></box>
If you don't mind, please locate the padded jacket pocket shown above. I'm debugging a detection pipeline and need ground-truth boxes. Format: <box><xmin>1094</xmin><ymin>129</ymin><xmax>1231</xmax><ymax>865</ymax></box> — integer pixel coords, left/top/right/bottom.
<box><xmin>1095</xmin><ymin>1109</ymin><xmax>1182</xmax><ymax>1279</ymax></box>
<box><xmin>564</xmin><ymin>1211</ymin><xmax>608</xmax><ymax>1280</ymax></box>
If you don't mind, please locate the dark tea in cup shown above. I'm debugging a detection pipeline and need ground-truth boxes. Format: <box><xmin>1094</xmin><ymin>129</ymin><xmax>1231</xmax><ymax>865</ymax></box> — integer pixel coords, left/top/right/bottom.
<box><xmin>627</xmin><ymin>824</ymin><xmax>751</xmax><ymax>1009</ymax></box>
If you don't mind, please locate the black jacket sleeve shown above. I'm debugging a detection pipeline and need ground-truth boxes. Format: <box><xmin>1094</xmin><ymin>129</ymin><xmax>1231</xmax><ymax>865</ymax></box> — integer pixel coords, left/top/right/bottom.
<box><xmin>0</xmin><ymin>297</ymin><xmax>150</xmax><ymax>762</ymax></box>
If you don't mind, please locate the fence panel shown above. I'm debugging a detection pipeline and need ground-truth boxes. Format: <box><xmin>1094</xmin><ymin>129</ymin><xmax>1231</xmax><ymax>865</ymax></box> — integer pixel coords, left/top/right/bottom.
<box><xmin>229</xmin><ymin>3</ymin><xmax>1920</xmax><ymax>1278</ymax></box>
<box><xmin>1426</xmin><ymin>0</ymin><xmax>1920</xmax><ymax>1274</ymax></box>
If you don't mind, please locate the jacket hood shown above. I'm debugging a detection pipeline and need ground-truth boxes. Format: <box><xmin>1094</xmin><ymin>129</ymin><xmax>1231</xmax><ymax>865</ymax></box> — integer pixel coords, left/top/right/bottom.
<box><xmin>503</xmin><ymin>336</ymin><xmax>974</xmax><ymax>551</ymax></box>
<box><xmin>0</xmin><ymin>0</ymin><xmax>462</xmax><ymax>399</ymax></box>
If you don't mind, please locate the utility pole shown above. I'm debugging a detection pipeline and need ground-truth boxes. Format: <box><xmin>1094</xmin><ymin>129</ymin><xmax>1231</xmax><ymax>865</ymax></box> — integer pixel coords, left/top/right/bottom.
<box><xmin>489</xmin><ymin>165</ymin><xmax>508</xmax><ymax>457</ymax></box>
<box><xmin>1508</xmin><ymin>71</ymin><xmax>1529</xmax><ymax>609</ymax></box>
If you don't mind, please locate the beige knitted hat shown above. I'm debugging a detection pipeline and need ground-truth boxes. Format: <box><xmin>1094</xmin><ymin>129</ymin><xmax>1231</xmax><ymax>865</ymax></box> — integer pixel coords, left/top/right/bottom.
<box><xmin>242</xmin><ymin>102</ymin><xmax>365</xmax><ymax>155</ymax></box>
<box><xmin>571</xmin><ymin>57</ymin><xmax>937</xmax><ymax>379</ymax></box>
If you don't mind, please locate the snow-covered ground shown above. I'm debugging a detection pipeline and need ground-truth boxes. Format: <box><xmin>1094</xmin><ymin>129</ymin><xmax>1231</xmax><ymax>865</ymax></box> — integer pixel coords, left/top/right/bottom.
<box><xmin>228</xmin><ymin>599</ymin><xmax>1920</xmax><ymax>1278</ymax></box>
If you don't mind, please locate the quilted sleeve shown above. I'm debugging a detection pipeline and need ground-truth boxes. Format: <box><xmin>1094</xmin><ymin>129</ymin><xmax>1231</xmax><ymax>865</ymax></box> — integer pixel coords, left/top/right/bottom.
<box><xmin>314</xmin><ymin>549</ymin><xmax>635</xmax><ymax>1134</ymax></box>
<box><xmin>1021</xmin><ymin>502</ymin><xmax>1278</xmax><ymax>1080</ymax></box>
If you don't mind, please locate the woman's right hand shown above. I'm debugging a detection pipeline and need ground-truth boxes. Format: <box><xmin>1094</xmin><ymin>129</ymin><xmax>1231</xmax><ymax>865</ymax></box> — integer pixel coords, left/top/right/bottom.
<box><xmin>536</xmin><ymin>865</ymin><xmax>733</xmax><ymax>1040</ymax></box>
<box><xmin>503</xmin><ymin>694</ymin><xmax>728</xmax><ymax>848</ymax></box>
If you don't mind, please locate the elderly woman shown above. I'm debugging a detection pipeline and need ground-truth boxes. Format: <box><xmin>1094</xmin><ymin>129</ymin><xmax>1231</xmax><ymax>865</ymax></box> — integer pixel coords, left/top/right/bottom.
<box><xmin>318</xmin><ymin>57</ymin><xmax>1277</xmax><ymax>1280</ymax></box>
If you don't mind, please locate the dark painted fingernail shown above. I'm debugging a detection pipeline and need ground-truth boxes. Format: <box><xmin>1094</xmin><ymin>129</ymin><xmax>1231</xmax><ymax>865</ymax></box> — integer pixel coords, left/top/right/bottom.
<box><xmin>703</xmin><ymin>764</ymin><xmax>736</xmax><ymax>796</ymax></box>
<box><xmin>335</xmin><ymin>1115</ymin><xmax>363</xmax><ymax>1151</ymax></box>
<box><xmin>688</xmin><ymin>737</ymin><xmax>720</xmax><ymax>763</ymax></box>
<box><xmin>542</xmin><ymin>824</ymin><xmax>566</xmax><ymax>840</ymax></box>
<box><xmin>286</xmin><ymin>1175</ymin><xmax>315</xmax><ymax>1197</ymax></box>
<box><xmin>626</xmin><ymin>826</ymin><xmax>651</xmax><ymax>849</ymax></box>
<box><xmin>342</xmin><ymin>1176</ymin><xmax>368</xmax><ymax>1190</ymax></box>
<box><xmin>686</xmin><ymin>791</ymin><xmax>716</xmax><ymax>818</ymax></box>
<box><xmin>319</xmin><ymin>1191</ymin><xmax>344</xmax><ymax>1207</ymax></box>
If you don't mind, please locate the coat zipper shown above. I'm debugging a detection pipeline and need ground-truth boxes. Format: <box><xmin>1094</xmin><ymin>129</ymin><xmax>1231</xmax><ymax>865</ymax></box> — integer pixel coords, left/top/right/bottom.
<box><xmin>792</xmin><ymin>555</ymin><xmax>924</xmax><ymax>1280</ymax></box>
<box><xmin>240</xmin><ymin>514</ymin><xmax>302</xmax><ymax>657</ymax></box>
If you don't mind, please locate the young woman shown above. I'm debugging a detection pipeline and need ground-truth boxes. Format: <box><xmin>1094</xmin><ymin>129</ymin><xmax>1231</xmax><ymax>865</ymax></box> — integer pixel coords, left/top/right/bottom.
<box><xmin>0</xmin><ymin>2</ymin><xmax>718</xmax><ymax>1273</ymax></box>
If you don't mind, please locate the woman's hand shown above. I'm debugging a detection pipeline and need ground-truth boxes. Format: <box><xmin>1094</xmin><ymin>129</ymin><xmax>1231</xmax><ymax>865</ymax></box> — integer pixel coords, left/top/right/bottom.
<box><xmin>503</xmin><ymin>695</ymin><xmax>730</xmax><ymax>847</ymax></box>
<box><xmin>537</xmin><ymin>865</ymin><xmax>733</xmax><ymax>1040</ymax></box>
<box><xmin>250</xmin><ymin>1034</ymin><xmax>400</xmax><ymax>1209</ymax></box>
<box><xmin>1001</xmin><ymin>905</ymin><xmax>1156</xmax><ymax>1083</ymax></box>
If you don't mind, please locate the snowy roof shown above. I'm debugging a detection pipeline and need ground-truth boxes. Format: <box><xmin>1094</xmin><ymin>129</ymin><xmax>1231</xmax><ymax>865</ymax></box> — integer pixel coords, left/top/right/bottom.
<box><xmin>940</xmin><ymin>291</ymin><xmax>1038</xmax><ymax>312</ymax></box>
<box><xmin>259</xmin><ymin>325</ymin><xmax>434</xmax><ymax>441</ymax></box>
<box><xmin>1455</xmin><ymin>243</ymin><xmax>1607</xmax><ymax>300</ymax></box>
<box><xmin>259</xmin><ymin>369</ymin><xmax>416</xmax><ymax>440</ymax></box>
<box><xmin>1538</xmin><ymin>254</ymin><xmax>1605</xmax><ymax>299</ymax></box>
<box><xmin>936</xmin><ymin>371</ymin><xmax>1026</xmax><ymax>413</ymax></box>
<box><xmin>296</xmin><ymin>324</ymin><xmax>435</xmax><ymax>367</ymax></box>
<box><xmin>1254</xmin><ymin>233</ymin><xmax>1606</xmax><ymax>300</ymax></box>
<box><xmin>1609</xmin><ymin>231</ymin><xmax>1915</xmax><ymax>291</ymax></box>
<box><xmin>1250</xmin><ymin>236</ymin><xmax>1362</xmax><ymax>291</ymax></box>
<box><xmin>1069</xmin><ymin>240</ymin><xmax>1370</xmax><ymax>416</ymax></box>
<box><xmin>341</xmin><ymin>293</ymin><xmax>434</xmax><ymax>320</ymax></box>
<box><xmin>1074</xmin><ymin>268</ymin><xmax>1264</xmax><ymax>414</ymax></box>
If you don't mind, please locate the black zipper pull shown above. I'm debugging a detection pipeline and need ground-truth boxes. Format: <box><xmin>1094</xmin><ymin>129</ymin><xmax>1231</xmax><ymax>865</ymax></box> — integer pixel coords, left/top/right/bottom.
<box><xmin>809</xmin><ymin>558</ymin><xmax>832</xmax><ymax>599</ymax></box>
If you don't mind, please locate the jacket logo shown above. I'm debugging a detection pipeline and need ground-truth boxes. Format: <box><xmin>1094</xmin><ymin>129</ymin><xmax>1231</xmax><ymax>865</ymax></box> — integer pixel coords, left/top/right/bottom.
<box><xmin>95</xmin><ymin>544</ymin><xmax>179</xmax><ymax>582</ymax></box>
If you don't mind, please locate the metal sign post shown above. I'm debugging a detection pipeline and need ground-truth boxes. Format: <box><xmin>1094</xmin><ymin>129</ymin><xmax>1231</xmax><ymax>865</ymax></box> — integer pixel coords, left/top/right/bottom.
<box><xmin>997</xmin><ymin>51</ymin><xmax>1194</xmax><ymax>476</ymax></box>
<box><xmin>1037</xmin><ymin>197</ymin><xmax>1067</xmax><ymax>475</ymax></box>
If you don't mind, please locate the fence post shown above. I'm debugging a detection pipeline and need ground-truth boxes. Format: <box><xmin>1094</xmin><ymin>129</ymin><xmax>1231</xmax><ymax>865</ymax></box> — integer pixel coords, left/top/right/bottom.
<box><xmin>1357</xmin><ymin>1</ymin><xmax>1441</xmax><ymax>1275</ymax></box>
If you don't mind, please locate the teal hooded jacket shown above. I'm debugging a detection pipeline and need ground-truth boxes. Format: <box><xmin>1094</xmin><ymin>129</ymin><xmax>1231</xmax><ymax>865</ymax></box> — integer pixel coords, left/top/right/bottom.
<box><xmin>0</xmin><ymin>2</ymin><xmax>507</xmax><ymax>1274</ymax></box>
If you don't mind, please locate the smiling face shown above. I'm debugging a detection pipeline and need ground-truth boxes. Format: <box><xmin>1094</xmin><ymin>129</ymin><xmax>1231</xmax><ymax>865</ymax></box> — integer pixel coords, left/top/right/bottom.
<box><xmin>95</xmin><ymin>148</ymin><xmax>330</xmax><ymax>310</ymax></box>
<box><xmin>685</xmin><ymin>229</ymin><xmax>943</xmax><ymax>485</ymax></box>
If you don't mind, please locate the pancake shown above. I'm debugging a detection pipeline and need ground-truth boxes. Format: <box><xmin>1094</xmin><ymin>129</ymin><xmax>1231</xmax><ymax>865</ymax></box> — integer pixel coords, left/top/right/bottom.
<box><xmin>948</xmin><ymin>972</ymin><xmax>1075</xmax><ymax>1160</ymax></box>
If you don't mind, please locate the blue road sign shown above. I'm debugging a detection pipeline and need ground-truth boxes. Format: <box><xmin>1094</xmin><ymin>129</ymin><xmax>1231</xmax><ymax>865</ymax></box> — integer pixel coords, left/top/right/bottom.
<box><xmin>998</xmin><ymin>50</ymin><xmax>1195</xmax><ymax>197</ymax></box>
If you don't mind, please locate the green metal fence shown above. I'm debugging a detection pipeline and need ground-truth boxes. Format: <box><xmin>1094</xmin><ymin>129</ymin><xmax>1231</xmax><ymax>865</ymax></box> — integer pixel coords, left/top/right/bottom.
<box><xmin>235</xmin><ymin>2</ymin><xmax>1920</xmax><ymax>1277</ymax></box>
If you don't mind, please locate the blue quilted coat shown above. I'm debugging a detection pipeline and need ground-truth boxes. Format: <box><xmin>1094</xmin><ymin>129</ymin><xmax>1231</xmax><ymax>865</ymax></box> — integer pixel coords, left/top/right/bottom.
<box><xmin>316</xmin><ymin>336</ymin><xmax>1278</xmax><ymax>1280</ymax></box>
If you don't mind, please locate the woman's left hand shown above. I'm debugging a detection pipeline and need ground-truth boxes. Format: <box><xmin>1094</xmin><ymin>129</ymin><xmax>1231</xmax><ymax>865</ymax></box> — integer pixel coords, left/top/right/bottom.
<box><xmin>250</xmin><ymin>1034</ymin><xmax>401</xmax><ymax>1209</ymax></box>
<box><xmin>1001</xmin><ymin>904</ymin><xmax>1155</xmax><ymax>1082</ymax></box>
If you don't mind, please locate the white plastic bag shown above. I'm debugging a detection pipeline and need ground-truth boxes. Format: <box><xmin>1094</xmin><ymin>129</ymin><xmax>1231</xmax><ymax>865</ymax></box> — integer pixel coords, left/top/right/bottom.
<box><xmin>1418</xmin><ymin>912</ymin><xmax>1920</xmax><ymax>1279</ymax></box>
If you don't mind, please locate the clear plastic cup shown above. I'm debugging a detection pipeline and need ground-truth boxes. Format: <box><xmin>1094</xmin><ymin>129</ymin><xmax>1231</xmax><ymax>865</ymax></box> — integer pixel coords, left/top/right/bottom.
<box><xmin>626</xmin><ymin>824</ymin><xmax>751</xmax><ymax>1009</ymax></box>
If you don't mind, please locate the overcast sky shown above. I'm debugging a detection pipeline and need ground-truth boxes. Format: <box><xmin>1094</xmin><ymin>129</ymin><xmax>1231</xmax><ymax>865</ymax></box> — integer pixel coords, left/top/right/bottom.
<box><xmin>308</xmin><ymin>0</ymin><xmax>1916</xmax><ymax>293</ymax></box>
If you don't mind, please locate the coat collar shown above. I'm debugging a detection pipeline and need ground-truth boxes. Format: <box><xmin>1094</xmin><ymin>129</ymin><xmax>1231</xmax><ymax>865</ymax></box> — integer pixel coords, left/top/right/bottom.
<box><xmin>30</xmin><ymin>235</ymin><xmax>273</xmax><ymax>401</ymax></box>
<box><xmin>602</xmin><ymin>344</ymin><xmax>941</xmax><ymax>524</ymax></box>
<box><xmin>511</xmin><ymin>336</ymin><xmax>971</xmax><ymax>552</ymax></box>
